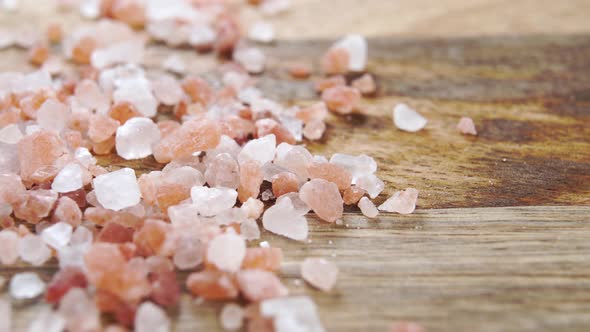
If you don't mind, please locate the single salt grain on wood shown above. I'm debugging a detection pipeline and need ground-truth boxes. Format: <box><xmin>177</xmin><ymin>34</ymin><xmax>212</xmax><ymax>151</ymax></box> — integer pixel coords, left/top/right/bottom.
<box><xmin>351</xmin><ymin>73</ymin><xmax>377</xmax><ymax>95</ymax></box>
<box><xmin>322</xmin><ymin>86</ymin><xmax>361</xmax><ymax>114</ymax></box>
<box><xmin>93</xmin><ymin>168</ymin><xmax>141</xmax><ymax>211</ymax></box>
<box><xmin>220</xmin><ymin>303</ymin><xmax>244</xmax><ymax>331</ymax></box>
<box><xmin>393</xmin><ymin>104</ymin><xmax>427</xmax><ymax>132</ymax></box>
<box><xmin>115</xmin><ymin>117</ymin><xmax>161</xmax><ymax>160</ymax></box>
<box><xmin>457</xmin><ymin>116</ymin><xmax>477</xmax><ymax>135</ymax></box>
<box><xmin>10</xmin><ymin>272</ymin><xmax>46</xmax><ymax>300</ymax></box>
<box><xmin>358</xmin><ymin>197</ymin><xmax>379</xmax><ymax>218</ymax></box>
<box><xmin>379</xmin><ymin>188</ymin><xmax>419</xmax><ymax>214</ymax></box>
<box><xmin>301</xmin><ymin>257</ymin><xmax>338</xmax><ymax>292</ymax></box>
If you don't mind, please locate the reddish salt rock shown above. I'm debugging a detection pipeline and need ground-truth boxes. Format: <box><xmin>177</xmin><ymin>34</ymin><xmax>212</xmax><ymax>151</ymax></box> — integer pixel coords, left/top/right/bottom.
<box><xmin>153</xmin><ymin>118</ymin><xmax>221</xmax><ymax>163</ymax></box>
<box><xmin>29</xmin><ymin>44</ymin><xmax>50</xmax><ymax>66</ymax></box>
<box><xmin>321</xmin><ymin>47</ymin><xmax>349</xmax><ymax>75</ymax></box>
<box><xmin>112</xmin><ymin>0</ymin><xmax>146</xmax><ymax>28</ymax></box>
<box><xmin>45</xmin><ymin>266</ymin><xmax>88</xmax><ymax>304</ymax></box>
<box><xmin>242</xmin><ymin>247</ymin><xmax>283</xmax><ymax>272</ymax></box>
<box><xmin>186</xmin><ymin>270</ymin><xmax>239</xmax><ymax>300</ymax></box>
<box><xmin>60</xmin><ymin>188</ymin><xmax>87</xmax><ymax>208</ymax></box>
<box><xmin>351</xmin><ymin>73</ymin><xmax>377</xmax><ymax>95</ymax></box>
<box><xmin>92</xmin><ymin>136</ymin><xmax>116</xmax><ymax>155</ymax></box>
<box><xmin>271</xmin><ymin>172</ymin><xmax>300</xmax><ymax>197</ymax></box>
<box><xmin>97</xmin><ymin>222</ymin><xmax>134</xmax><ymax>243</ymax></box>
<box><xmin>13</xmin><ymin>189</ymin><xmax>58</xmax><ymax>224</ymax></box>
<box><xmin>287</xmin><ymin>62</ymin><xmax>312</xmax><ymax>79</ymax></box>
<box><xmin>236</xmin><ymin>269</ymin><xmax>288</xmax><ymax>302</ymax></box>
<box><xmin>0</xmin><ymin>174</ymin><xmax>26</xmax><ymax>206</ymax></box>
<box><xmin>296</xmin><ymin>102</ymin><xmax>328</xmax><ymax>124</ymax></box>
<box><xmin>238</xmin><ymin>160</ymin><xmax>263</xmax><ymax>203</ymax></box>
<box><xmin>342</xmin><ymin>186</ymin><xmax>365</xmax><ymax>205</ymax></box>
<box><xmin>182</xmin><ymin>77</ymin><xmax>214</xmax><ymax>106</ymax></box>
<box><xmin>301</xmin><ymin>257</ymin><xmax>339</xmax><ymax>292</ymax></box>
<box><xmin>149</xmin><ymin>269</ymin><xmax>180</xmax><ymax>308</ymax></box>
<box><xmin>299</xmin><ymin>179</ymin><xmax>343</xmax><ymax>223</ymax></box>
<box><xmin>52</xmin><ymin>196</ymin><xmax>82</xmax><ymax>226</ymax></box>
<box><xmin>88</xmin><ymin>114</ymin><xmax>119</xmax><ymax>143</ymax></box>
<box><xmin>95</xmin><ymin>290</ymin><xmax>137</xmax><ymax>327</ymax></box>
<box><xmin>255</xmin><ymin>119</ymin><xmax>296</xmax><ymax>145</ymax></box>
<box><xmin>108</xmin><ymin>101</ymin><xmax>141</xmax><ymax>124</ymax></box>
<box><xmin>379</xmin><ymin>188</ymin><xmax>419</xmax><ymax>214</ymax></box>
<box><xmin>72</xmin><ymin>36</ymin><xmax>97</xmax><ymax>65</ymax></box>
<box><xmin>389</xmin><ymin>322</ymin><xmax>426</xmax><ymax>332</ymax></box>
<box><xmin>308</xmin><ymin>162</ymin><xmax>352</xmax><ymax>190</ymax></box>
<box><xmin>17</xmin><ymin>130</ymin><xmax>68</xmax><ymax>184</ymax></box>
<box><xmin>457</xmin><ymin>116</ymin><xmax>477</xmax><ymax>135</ymax></box>
<box><xmin>133</xmin><ymin>219</ymin><xmax>171</xmax><ymax>257</ymax></box>
<box><xmin>322</xmin><ymin>86</ymin><xmax>361</xmax><ymax>114</ymax></box>
<box><xmin>314</xmin><ymin>75</ymin><xmax>346</xmax><ymax>93</ymax></box>
<box><xmin>47</xmin><ymin>23</ymin><xmax>62</xmax><ymax>44</ymax></box>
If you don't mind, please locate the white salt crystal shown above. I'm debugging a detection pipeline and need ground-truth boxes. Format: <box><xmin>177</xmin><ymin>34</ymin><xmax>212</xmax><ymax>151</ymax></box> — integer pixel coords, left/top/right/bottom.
<box><xmin>168</xmin><ymin>204</ymin><xmax>200</xmax><ymax>226</ymax></box>
<box><xmin>207</xmin><ymin>232</ymin><xmax>246</xmax><ymax>273</ymax></box>
<box><xmin>0</xmin><ymin>230</ymin><xmax>19</xmax><ymax>265</ymax></box>
<box><xmin>37</xmin><ymin>99</ymin><xmax>68</xmax><ymax>133</ymax></box>
<box><xmin>237</xmin><ymin>134</ymin><xmax>276</xmax><ymax>165</ymax></box>
<box><xmin>261</xmin><ymin>189</ymin><xmax>275</xmax><ymax>201</ymax></box>
<box><xmin>18</xmin><ymin>234</ymin><xmax>51</xmax><ymax>266</ymax></box>
<box><xmin>93</xmin><ymin>168</ymin><xmax>141</xmax><ymax>211</ymax></box>
<box><xmin>329</xmin><ymin>153</ymin><xmax>377</xmax><ymax>184</ymax></box>
<box><xmin>79</xmin><ymin>0</ymin><xmax>100</xmax><ymax>19</ymax></box>
<box><xmin>190</xmin><ymin>186</ymin><xmax>237</xmax><ymax>217</ymax></box>
<box><xmin>91</xmin><ymin>39</ymin><xmax>145</xmax><ymax>69</ymax></box>
<box><xmin>0</xmin><ymin>124</ymin><xmax>23</xmax><ymax>144</ymax></box>
<box><xmin>28</xmin><ymin>307</ymin><xmax>66</xmax><ymax>332</ymax></box>
<box><xmin>74</xmin><ymin>147</ymin><xmax>96</xmax><ymax>168</ymax></box>
<box><xmin>52</xmin><ymin>164</ymin><xmax>83</xmax><ymax>193</ymax></box>
<box><xmin>189</xmin><ymin>24</ymin><xmax>216</xmax><ymax>47</ymax></box>
<box><xmin>135</xmin><ymin>302</ymin><xmax>171</xmax><ymax>332</ymax></box>
<box><xmin>333</xmin><ymin>34</ymin><xmax>368</xmax><ymax>72</ymax></box>
<box><xmin>41</xmin><ymin>222</ymin><xmax>73</xmax><ymax>250</ymax></box>
<box><xmin>234</xmin><ymin>47</ymin><xmax>266</xmax><ymax>74</ymax></box>
<box><xmin>301</xmin><ymin>257</ymin><xmax>338</xmax><ymax>292</ymax></box>
<box><xmin>115</xmin><ymin>117</ymin><xmax>161</xmax><ymax>160</ymax></box>
<box><xmin>162</xmin><ymin>54</ymin><xmax>185</xmax><ymax>74</ymax></box>
<box><xmin>220</xmin><ymin>303</ymin><xmax>244</xmax><ymax>331</ymax></box>
<box><xmin>248</xmin><ymin>21</ymin><xmax>275</xmax><ymax>43</ymax></box>
<box><xmin>260</xmin><ymin>296</ymin><xmax>325</xmax><ymax>332</ymax></box>
<box><xmin>378</xmin><ymin>188</ymin><xmax>419</xmax><ymax>214</ymax></box>
<box><xmin>0</xmin><ymin>298</ymin><xmax>11</xmax><ymax>332</ymax></box>
<box><xmin>355</xmin><ymin>174</ymin><xmax>384</xmax><ymax>199</ymax></box>
<box><xmin>240</xmin><ymin>219</ymin><xmax>260</xmax><ymax>241</ymax></box>
<box><xmin>358</xmin><ymin>197</ymin><xmax>379</xmax><ymax>218</ymax></box>
<box><xmin>75</xmin><ymin>80</ymin><xmax>110</xmax><ymax>114</ymax></box>
<box><xmin>260</xmin><ymin>0</ymin><xmax>291</xmax><ymax>16</ymax></box>
<box><xmin>262</xmin><ymin>197</ymin><xmax>308</xmax><ymax>241</ymax></box>
<box><xmin>393</xmin><ymin>103</ymin><xmax>427</xmax><ymax>132</ymax></box>
<box><xmin>10</xmin><ymin>272</ymin><xmax>45</xmax><ymax>300</ymax></box>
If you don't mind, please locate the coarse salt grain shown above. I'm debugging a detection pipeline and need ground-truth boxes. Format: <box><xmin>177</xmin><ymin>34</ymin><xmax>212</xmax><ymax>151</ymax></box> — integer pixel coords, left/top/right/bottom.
<box><xmin>93</xmin><ymin>168</ymin><xmax>141</xmax><ymax>211</ymax></box>
<box><xmin>393</xmin><ymin>104</ymin><xmax>427</xmax><ymax>132</ymax></box>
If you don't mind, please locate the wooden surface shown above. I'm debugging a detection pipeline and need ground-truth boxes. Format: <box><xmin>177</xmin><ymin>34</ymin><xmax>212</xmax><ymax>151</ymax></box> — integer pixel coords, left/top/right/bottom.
<box><xmin>1</xmin><ymin>1</ymin><xmax>590</xmax><ymax>331</ymax></box>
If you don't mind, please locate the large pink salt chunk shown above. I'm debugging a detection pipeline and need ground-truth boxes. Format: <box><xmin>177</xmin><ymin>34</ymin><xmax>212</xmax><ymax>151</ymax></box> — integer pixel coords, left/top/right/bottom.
<box><xmin>457</xmin><ymin>116</ymin><xmax>477</xmax><ymax>135</ymax></box>
<box><xmin>378</xmin><ymin>188</ymin><xmax>419</xmax><ymax>214</ymax></box>
<box><xmin>207</xmin><ymin>232</ymin><xmax>246</xmax><ymax>273</ymax></box>
<box><xmin>52</xmin><ymin>196</ymin><xmax>82</xmax><ymax>226</ymax></box>
<box><xmin>13</xmin><ymin>189</ymin><xmax>58</xmax><ymax>224</ymax></box>
<box><xmin>17</xmin><ymin>130</ymin><xmax>69</xmax><ymax>183</ymax></box>
<box><xmin>238</xmin><ymin>160</ymin><xmax>263</xmax><ymax>203</ymax></box>
<box><xmin>153</xmin><ymin>118</ymin><xmax>221</xmax><ymax>163</ymax></box>
<box><xmin>236</xmin><ymin>269</ymin><xmax>288</xmax><ymax>302</ymax></box>
<box><xmin>322</xmin><ymin>86</ymin><xmax>361</xmax><ymax>114</ymax></box>
<box><xmin>308</xmin><ymin>162</ymin><xmax>352</xmax><ymax>191</ymax></box>
<box><xmin>301</xmin><ymin>257</ymin><xmax>338</xmax><ymax>292</ymax></box>
<box><xmin>271</xmin><ymin>172</ymin><xmax>300</xmax><ymax>197</ymax></box>
<box><xmin>299</xmin><ymin>179</ymin><xmax>343</xmax><ymax>223</ymax></box>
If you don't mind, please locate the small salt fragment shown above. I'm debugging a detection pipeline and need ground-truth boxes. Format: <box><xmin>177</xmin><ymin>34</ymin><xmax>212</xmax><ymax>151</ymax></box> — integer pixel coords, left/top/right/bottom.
<box><xmin>332</xmin><ymin>34</ymin><xmax>368</xmax><ymax>72</ymax></box>
<box><xmin>303</xmin><ymin>120</ymin><xmax>326</xmax><ymax>140</ymax></box>
<box><xmin>393</xmin><ymin>104</ymin><xmax>427</xmax><ymax>132</ymax></box>
<box><xmin>220</xmin><ymin>303</ymin><xmax>244</xmax><ymax>331</ymax></box>
<box><xmin>248</xmin><ymin>21</ymin><xmax>275</xmax><ymax>43</ymax></box>
<box><xmin>0</xmin><ymin>230</ymin><xmax>19</xmax><ymax>265</ymax></box>
<box><xmin>93</xmin><ymin>168</ymin><xmax>141</xmax><ymax>211</ymax></box>
<box><xmin>0</xmin><ymin>124</ymin><xmax>23</xmax><ymax>144</ymax></box>
<box><xmin>355</xmin><ymin>174</ymin><xmax>384</xmax><ymax>199</ymax></box>
<box><xmin>52</xmin><ymin>164</ymin><xmax>84</xmax><ymax>193</ymax></box>
<box><xmin>234</xmin><ymin>47</ymin><xmax>266</xmax><ymax>74</ymax></box>
<box><xmin>358</xmin><ymin>197</ymin><xmax>379</xmax><ymax>218</ymax></box>
<box><xmin>191</xmin><ymin>186</ymin><xmax>237</xmax><ymax>217</ymax></box>
<box><xmin>299</xmin><ymin>179</ymin><xmax>343</xmax><ymax>223</ymax></box>
<box><xmin>389</xmin><ymin>321</ymin><xmax>426</xmax><ymax>332</ymax></box>
<box><xmin>379</xmin><ymin>188</ymin><xmax>419</xmax><ymax>214</ymax></box>
<box><xmin>351</xmin><ymin>73</ymin><xmax>377</xmax><ymax>95</ymax></box>
<box><xmin>207</xmin><ymin>232</ymin><xmax>246</xmax><ymax>273</ymax></box>
<box><xmin>457</xmin><ymin>116</ymin><xmax>477</xmax><ymax>135</ymax></box>
<box><xmin>37</xmin><ymin>99</ymin><xmax>68</xmax><ymax>133</ymax></box>
<box><xmin>41</xmin><ymin>222</ymin><xmax>73</xmax><ymax>249</ymax></box>
<box><xmin>322</xmin><ymin>86</ymin><xmax>361</xmax><ymax>114</ymax></box>
<box><xmin>18</xmin><ymin>234</ymin><xmax>51</xmax><ymax>266</ymax></box>
<box><xmin>260</xmin><ymin>296</ymin><xmax>325</xmax><ymax>332</ymax></box>
<box><xmin>10</xmin><ymin>272</ymin><xmax>45</xmax><ymax>300</ymax></box>
<box><xmin>261</xmin><ymin>189</ymin><xmax>275</xmax><ymax>202</ymax></box>
<box><xmin>162</xmin><ymin>54</ymin><xmax>185</xmax><ymax>74</ymax></box>
<box><xmin>115</xmin><ymin>117</ymin><xmax>161</xmax><ymax>160</ymax></box>
<box><xmin>329</xmin><ymin>153</ymin><xmax>377</xmax><ymax>184</ymax></box>
<box><xmin>205</xmin><ymin>153</ymin><xmax>240</xmax><ymax>189</ymax></box>
<box><xmin>263</xmin><ymin>197</ymin><xmax>308</xmax><ymax>241</ymax></box>
<box><xmin>301</xmin><ymin>257</ymin><xmax>338</xmax><ymax>292</ymax></box>
<box><xmin>238</xmin><ymin>134</ymin><xmax>276</xmax><ymax>165</ymax></box>
<box><xmin>135</xmin><ymin>302</ymin><xmax>171</xmax><ymax>332</ymax></box>
<box><xmin>28</xmin><ymin>307</ymin><xmax>66</xmax><ymax>332</ymax></box>
<box><xmin>240</xmin><ymin>198</ymin><xmax>264</xmax><ymax>220</ymax></box>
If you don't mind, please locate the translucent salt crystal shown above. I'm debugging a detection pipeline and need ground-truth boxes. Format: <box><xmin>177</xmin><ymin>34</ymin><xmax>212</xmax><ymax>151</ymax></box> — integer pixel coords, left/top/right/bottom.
<box><xmin>57</xmin><ymin>244</ymin><xmax>87</xmax><ymax>269</ymax></box>
<box><xmin>28</xmin><ymin>307</ymin><xmax>66</xmax><ymax>332</ymax></box>
<box><xmin>115</xmin><ymin>117</ymin><xmax>161</xmax><ymax>160</ymax></box>
<box><xmin>70</xmin><ymin>226</ymin><xmax>93</xmax><ymax>248</ymax></box>
<box><xmin>0</xmin><ymin>230</ymin><xmax>19</xmax><ymax>264</ymax></box>
<box><xmin>234</xmin><ymin>47</ymin><xmax>266</xmax><ymax>74</ymax></box>
<box><xmin>190</xmin><ymin>186</ymin><xmax>237</xmax><ymax>217</ymax></box>
<box><xmin>393</xmin><ymin>104</ymin><xmax>427</xmax><ymax>132</ymax></box>
<box><xmin>278</xmin><ymin>115</ymin><xmax>303</xmax><ymax>142</ymax></box>
<box><xmin>358</xmin><ymin>197</ymin><xmax>379</xmax><ymax>218</ymax></box>
<box><xmin>207</xmin><ymin>233</ymin><xmax>246</xmax><ymax>273</ymax></box>
<box><xmin>37</xmin><ymin>99</ymin><xmax>68</xmax><ymax>133</ymax></box>
<box><xmin>355</xmin><ymin>174</ymin><xmax>384</xmax><ymax>199</ymax></box>
<box><xmin>240</xmin><ymin>219</ymin><xmax>260</xmax><ymax>241</ymax></box>
<box><xmin>240</xmin><ymin>198</ymin><xmax>264</xmax><ymax>219</ymax></box>
<box><xmin>276</xmin><ymin>192</ymin><xmax>311</xmax><ymax>215</ymax></box>
<box><xmin>41</xmin><ymin>222</ymin><xmax>73</xmax><ymax>249</ymax></box>
<box><xmin>261</xmin><ymin>189</ymin><xmax>275</xmax><ymax>201</ymax></box>
<box><xmin>52</xmin><ymin>164</ymin><xmax>83</xmax><ymax>193</ymax></box>
<box><xmin>263</xmin><ymin>197</ymin><xmax>308</xmax><ymax>241</ymax></box>
<box><xmin>329</xmin><ymin>153</ymin><xmax>377</xmax><ymax>184</ymax></box>
<box><xmin>0</xmin><ymin>124</ymin><xmax>23</xmax><ymax>144</ymax></box>
<box><xmin>207</xmin><ymin>135</ymin><xmax>241</xmax><ymax>161</ymax></box>
<box><xmin>91</xmin><ymin>39</ymin><xmax>145</xmax><ymax>69</ymax></box>
<box><xmin>299</xmin><ymin>179</ymin><xmax>343</xmax><ymax>223</ymax></box>
<box><xmin>75</xmin><ymin>79</ymin><xmax>110</xmax><ymax>114</ymax></box>
<box><xmin>0</xmin><ymin>298</ymin><xmax>10</xmax><ymax>332</ymax></box>
<box><xmin>303</xmin><ymin>120</ymin><xmax>326</xmax><ymax>140</ymax></box>
<box><xmin>262</xmin><ymin>162</ymin><xmax>289</xmax><ymax>182</ymax></box>
<box><xmin>204</xmin><ymin>153</ymin><xmax>240</xmax><ymax>189</ymax></box>
<box><xmin>18</xmin><ymin>234</ymin><xmax>51</xmax><ymax>266</ymax></box>
<box><xmin>220</xmin><ymin>303</ymin><xmax>244</xmax><ymax>331</ymax></box>
<box><xmin>322</xmin><ymin>86</ymin><xmax>360</xmax><ymax>114</ymax></box>
<box><xmin>74</xmin><ymin>147</ymin><xmax>96</xmax><ymax>168</ymax></box>
<box><xmin>301</xmin><ymin>257</ymin><xmax>338</xmax><ymax>292</ymax></box>
<box><xmin>10</xmin><ymin>272</ymin><xmax>45</xmax><ymax>300</ymax></box>
<box><xmin>162</xmin><ymin>54</ymin><xmax>185</xmax><ymax>74</ymax></box>
<box><xmin>189</xmin><ymin>24</ymin><xmax>216</xmax><ymax>47</ymax></box>
<box><xmin>113</xmin><ymin>79</ymin><xmax>157</xmax><ymax>117</ymax></box>
<box><xmin>168</xmin><ymin>204</ymin><xmax>200</xmax><ymax>226</ymax></box>
<box><xmin>135</xmin><ymin>302</ymin><xmax>171</xmax><ymax>332</ymax></box>
<box><xmin>248</xmin><ymin>21</ymin><xmax>275</xmax><ymax>43</ymax></box>
<box><xmin>93</xmin><ymin>168</ymin><xmax>141</xmax><ymax>211</ymax></box>
<box><xmin>332</xmin><ymin>34</ymin><xmax>367</xmax><ymax>72</ymax></box>
<box><xmin>457</xmin><ymin>116</ymin><xmax>477</xmax><ymax>135</ymax></box>
<box><xmin>236</xmin><ymin>269</ymin><xmax>288</xmax><ymax>301</ymax></box>
<box><xmin>0</xmin><ymin>143</ymin><xmax>19</xmax><ymax>174</ymax></box>
<box><xmin>379</xmin><ymin>188</ymin><xmax>419</xmax><ymax>215</ymax></box>
<box><xmin>260</xmin><ymin>296</ymin><xmax>325</xmax><ymax>332</ymax></box>
<box><xmin>173</xmin><ymin>237</ymin><xmax>204</xmax><ymax>270</ymax></box>
<box><xmin>274</xmin><ymin>144</ymin><xmax>313</xmax><ymax>180</ymax></box>
<box><xmin>237</xmin><ymin>134</ymin><xmax>276</xmax><ymax>165</ymax></box>
<box><xmin>152</xmin><ymin>75</ymin><xmax>184</xmax><ymax>106</ymax></box>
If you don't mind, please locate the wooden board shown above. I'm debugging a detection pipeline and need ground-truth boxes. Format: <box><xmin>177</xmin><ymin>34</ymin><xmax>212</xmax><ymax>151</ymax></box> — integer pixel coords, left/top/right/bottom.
<box><xmin>1</xmin><ymin>1</ymin><xmax>590</xmax><ymax>332</ymax></box>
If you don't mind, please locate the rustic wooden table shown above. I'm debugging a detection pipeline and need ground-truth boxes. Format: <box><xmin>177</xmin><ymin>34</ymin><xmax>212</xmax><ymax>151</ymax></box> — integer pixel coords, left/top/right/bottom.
<box><xmin>1</xmin><ymin>1</ymin><xmax>589</xmax><ymax>331</ymax></box>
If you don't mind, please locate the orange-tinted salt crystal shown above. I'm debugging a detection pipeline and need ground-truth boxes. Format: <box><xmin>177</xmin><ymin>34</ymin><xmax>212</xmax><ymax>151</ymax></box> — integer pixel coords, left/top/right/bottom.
<box><xmin>156</xmin><ymin>120</ymin><xmax>181</xmax><ymax>138</ymax></box>
<box><xmin>186</xmin><ymin>270</ymin><xmax>239</xmax><ymax>300</ymax></box>
<box><xmin>0</xmin><ymin>174</ymin><xmax>26</xmax><ymax>206</ymax></box>
<box><xmin>321</xmin><ymin>47</ymin><xmax>349</xmax><ymax>75</ymax></box>
<box><xmin>149</xmin><ymin>269</ymin><xmax>180</xmax><ymax>308</ymax></box>
<box><xmin>53</xmin><ymin>196</ymin><xmax>82</xmax><ymax>226</ymax></box>
<box><xmin>182</xmin><ymin>77</ymin><xmax>214</xmax><ymax>106</ymax></box>
<box><xmin>308</xmin><ymin>162</ymin><xmax>352</xmax><ymax>191</ymax></box>
<box><xmin>68</xmin><ymin>110</ymin><xmax>90</xmax><ymax>132</ymax></box>
<box><xmin>72</xmin><ymin>36</ymin><xmax>97</xmax><ymax>65</ymax></box>
<box><xmin>299</xmin><ymin>178</ymin><xmax>344</xmax><ymax>223</ymax></box>
<box><xmin>118</xmin><ymin>243</ymin><xmax>138</xmax><ymax>261</ymax></box>
<box><xmin>18</xmin><ymin>130</ymin><xmax>68</xmax><ymax>183</ymax></box>
<box><xmin>46</xmin><ymin>23</ymin><xmax>63</xmax><ymax>44</ymax></box>
<box><xmin>287</xmin><ymin>62</ymin><xmax>312</xmax><ymax>79</ymax></box>
<box><xmin>238</xmin><ymin>160</ymin><xmax>263</xmax><ymax>203</ymax></box>
<box><xmin>314</xmin><ymin>75</ymin><xmax>346</xmax><ymax>93</ymax></box>
<box><xmin>19</xmin><ymin>90</ymin><xmax>54</xmax><ymax>119</ymax></box>
<box><xmin>156</xmin><ymin>183</ymin><xmax>189</xmax><ymax>212</ymax></box>
<box><xmin>236</xmin><ymin>269</ymin><xmax>288</xmax><ymax>302</ymax></box>
<box><xmin>255</xmin><ymin>119</ymin><xmax>296</xmax><ymax>145</ymax></box>
<box><xmin>109</xmin><ymin>102</ymin><xmax>141</xmax><ymax>125</ymax></box>
<box><xmin>153</xmin><ymin>118</ymin><xmax>221</xmax><ymax>163</ymax></box>
<box><xmin>296</xmin><ymin>102</ymin><xmax>328</xmax><ymax>124</ymax></box>
<box><xmin>97</xmin><ymin>222</ymin><xmax>134</xmax><ymax>243</ymax></box>
<box><xmin>13</xmin><ymin>189</ymin><xmax>58</xmax><ymax>224</ymax></box>
<box><xmin>45</xmin><ymin>266</ymin><xmax>88</xmax><ymax>304</ymax></box>
<box><xmin>322</xmin><ymin>86</ymin><xmax>361</xmax><ymax>114</ymax></box>
<box><xmin>62</xmin><ymin>130</ymin><xmax>83</xmax><ymax>149</ymax></box>
<box><xmin>112</xmin><ymin>0</ymin><xmax>146</xmax><ymax>28</ymax></box>
<box><xmin>88</xmin><ymin>114</ymin><xmax>119</xmax><ymax>143</ymax></box>
<box><xmin>221</xmin><ymin>115</ymin><xmax>256</xmax><ymax>142</ymax></box>
<box><xmin>241</xmin><ymin>247</ymin><xmax>283</xmax><ymax>272</ymax></box>
<box><xmin>137</xmin><ymin>174</ymin><xmax>158</xmax><ymax>206</ymax></box>
<box><xmin>29</xmin><ymin>44</ymin><xmax>50</xmax><ymax>66</ymax></box>
<box><xmin>95</xmin><ymin>290</ymin><xmax>137</xmax><ymax>327</ymax></box>
<box><xmin>133</xmin><ymin>219</ymin><xmax>171</xmax><ymax>257</ymax></box>
<box><xmin>343</xmin><ymin>186</ymin><xmax>366</xmax><ymax>205</ymax></box>
<box><xmin>271</xmin><ymin>172</ymin><xmax>300</xmax><ymax>197</ymax></box>
<box><xmin>92</xmin><ymin>136</ymin><xmax>116</xmax><ymax>155</ymax></box>
<box><xmin>0</xmin><ymin>107</ymin><xmax>20</xmax><ymax>127</ymax></box>
<box><xmin>214</xmin><ymin>16</ymin><xmax>240</xmax><ymax>55</ymax></box>
<box><xmin>351</xmin><ymin>73</ymin><xmax>377</xmax><ymax>95</ymax></box>
<box><xmin>84</xmin><ymin>207</ymin><xmax>143</xmax><ymax>228</ymax></box>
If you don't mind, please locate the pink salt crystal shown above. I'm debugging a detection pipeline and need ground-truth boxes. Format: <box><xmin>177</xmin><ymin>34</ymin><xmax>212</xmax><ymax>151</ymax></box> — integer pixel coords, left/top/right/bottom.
<box><xmin>75</xmin><ymin>79</ymin><xmax>109</xmax><ymax>114</ymax></box>
<box><xmin>173</xmin><ymin>237</ymin><xmax>204</xmax><ymax>270</ymax></box>
<box><xmin>321</xmin><ymin>47</ymin><xmax>349</xmax><ymax>75</ymax></box>
<box><xmin>152</xmin><ymin>75</ymin><xmax>184</xmax><ymax>106</ymax></box>
<box><xmin>111</xmin><ymin>0</ymin><xmax>146</xmax><ymax>28</ymax></box>
<box><xmin>271</xmin><ymin>172</ymin><xmax>300</xmax><ymax>197</ymax></box>
<box><xmin>234</xmin><ymin>47</ymin><xmax>266</xmax><ymax>74</ymax></box>
<box><xmin>356</xmin><ymin>174</ymin><xmax>385</xmax><ymax>199</ymax></box>
<box><xmin>314</xmin><ymin>75</ymin><xmax>346</xmax><ymax>93</ymax></box>
<box><xmin>389</xmin><ymin>322</ymin><xmax>426</xmax><ymax>332</ymax></box>
<box><xmin>88</xmin><ymin>114</ymin><xmax>119</xmax><ymax>143</ymax></box>
<box><xmin>322</xmin><ymin>86</ymin><xmax>361</xmax><ymax>114</ymax></box>
<box><xmin>296</xmin><ymin>102</ymin><xmax>328</xmax><ymax>124</ymax></box>
<box><xmin>205</xmin><ymin>153</ymin><xmax>240</xmax><ymax>189</ymax></box>
<box><xmin>301</xmin><ymin>257</ymin><xmax>338</xmax><ymax>292</ymax></box>
<box><xmin>153</xmin><ymin>118</ymin><xmax>221</xmax><ymax>163</ymax></box>
<box><xmin>220</xmin><ymin>303</ymin><xmax>244</xmax><ymax>331</ymax></box>
<box><xmin>262</xmin><ymin>197</ymin><xmax>308</xmax><ymax>241</ymax></box>
<box><xmin>393</xmin><ymin>104</ymin><xmax>427</xmax><ymax>132</ymax></box>
<box><xmin>0</xmin><ymin>174</ymin><xmax>26</xmax><ymax>205</ymax></box>
<box><xmin>36</xmin><ymin>99</ymin><xmax>68</xmax><ymax>133</ymax></box>
<box><xmin>133</xmin><ymin>219</ymin><xmax>172</xmax><ymax>257</ymax></box>
<box><xmin>332</xmin><ymin>34</ymin><xmax>368</xmax><ymax>72</ymax></box>
<box><xmin>115</xmin><ymin>117</ymin><xmax>161</xmax><ymax>160</ymax></box>
<box><xmin>182</xmin><ymin>77</ymin><xmax>214</xmax><ymax>106</ymax></box>
<box><xmin>274</xmin><ymin>144</ymin><xmax>313</xmax><ymax>181</ymax></box>
<box><xmin>351</xmin><ymin>73</ymin><xmax>377</xmax><ymax>95</ymax></box>
<box><xmin>457</xmin><ymin>116</ymin><xmax>477</xmax><ymax>135</ymax></box>
<box><xmin>135</xmin><ymin>302</ymin><xmax>170</xmax><ymax>332</ymax></box>
<box><xmin>255</xmin><ymin>119</ymin><xmax>296</xmax><ymax>145</ymax></box>
<box><xmin>241</xmin><ymin>198</ymin><xmax>264</xmax><ymax>220</ymax></box>
<box><xmin>45</xmin><ymin>267</ymin><xmax>88</xmax><ymax>304</ymax></box>
<box><xmin>238</xmin><ymin>160</ymin><xmax>263</xmax><ymax>203</ymax></box>
<box><xmin>299</xmin><ymin>179</ymin><xmax>343</xmax><ymax>223</ymax></box>
<box><xmin>236</xmin><ymin>269</ymin><xmax>288</xmax><ymax>302</ymax></box>
<box><xmin>17</xmin><ymin>130</ymin><xmax>69</xmax><ymax>183</ymax></box>
<box><xmin>13</xmin><ymin>189</ymin><xmax>58</xmax><ymax>224</ymax></box>
<box><xmin>240</xmin><ymin>219</ymin><xmax>261</xmax><ymax>241</ymax></box>
<box><xmin>308</xmin><ymin>161</ymin><xmax>352</xmax><ymax>191</ymax></box>
<box><xmin>59</xmin><ymin>287</ymin><xmax>100</xmax><ymax>332</ymax></box>
<box><xmin>207</xmin><ymin>232</ymin><xmax>246</xmax><ymax>273</ymax></box>
<box><xmin>186</xmin><ymin>270</ymin><xmax>239</xmax><ymax>300</ymax></box>
<box><xmin>242</xmin><ymin>247</ymin><xmax>283</xmax><ymax>272</ymax></box>
<box><xmin>358</xmin><ymin>197</ymin><xmax>379</xmax><ymax>218</ymax></box>
<box><xmin>343</xmin><ymin>186</ymin><xmax>365</xmax><ymax>205</ymax></box>
<box><xmin>379</xmin><ymin>188</ymin><xmax>419</xmax><ymax>214</ymax></box>
<box><xmin>303</xmin><ymin>120</ymin><xmax>326</xmax><ymax>140</ymax></box>
<box><xmin>0</xmin><ymin>230</ymin><xmax>19</xmax><ymax>265</ymax></box>
<box><xmin>18</xmin><ymin>234</ymin><xmax>52</xmax><ymax>266</ymax></box>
